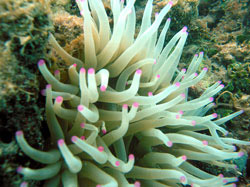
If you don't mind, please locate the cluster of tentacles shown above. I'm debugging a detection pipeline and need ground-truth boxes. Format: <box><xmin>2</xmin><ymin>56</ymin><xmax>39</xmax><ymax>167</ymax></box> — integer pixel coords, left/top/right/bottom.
<box><xmin>16</xmin><ymin>0</ymin><xmax>249</xmax><ymax>186</ymax></box>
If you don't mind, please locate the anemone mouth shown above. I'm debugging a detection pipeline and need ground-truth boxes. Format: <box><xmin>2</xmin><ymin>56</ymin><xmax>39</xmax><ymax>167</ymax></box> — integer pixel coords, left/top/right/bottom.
<box><xmin>15</xmin><ymin>0</ymin><xmax>250</xmax><ymax>186</ymax></box>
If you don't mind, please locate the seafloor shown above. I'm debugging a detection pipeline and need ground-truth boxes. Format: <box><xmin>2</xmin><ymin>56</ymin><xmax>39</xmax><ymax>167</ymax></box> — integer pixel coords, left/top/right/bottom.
<box><xmin>0</xmin><ymin>0</ymin><xmax>249</xmax><ymax>186</ymax></box>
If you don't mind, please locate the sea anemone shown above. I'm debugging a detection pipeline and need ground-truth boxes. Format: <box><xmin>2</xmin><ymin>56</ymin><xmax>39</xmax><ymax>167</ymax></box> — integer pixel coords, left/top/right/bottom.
<box><xmin>16</xmin><ymin>0</ymin><xmax>250</xmax><ymax>186</ymax></box>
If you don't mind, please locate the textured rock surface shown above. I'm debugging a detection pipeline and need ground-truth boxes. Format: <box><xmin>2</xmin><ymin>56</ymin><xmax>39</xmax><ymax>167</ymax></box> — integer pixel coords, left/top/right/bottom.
<box><xmin>0</xmin><ymin>0</ymin><xmax>52</xmax><ymax>186</ymax></box>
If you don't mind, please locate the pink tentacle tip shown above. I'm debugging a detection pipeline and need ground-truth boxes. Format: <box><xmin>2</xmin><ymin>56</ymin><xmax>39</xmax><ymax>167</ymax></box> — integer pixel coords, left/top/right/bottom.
<box><xmin>100</xmin><ymin>85</ymin><xmax>106</xmax><ymax>92</ymax></box>
<box><xmin>54</xmin><ymin>70</ymin><xmax>60</xmax><ymax>75</ymax></box>
<box><xmin>167</xmin><ymin>141</ymin><xmax>173</xmax><ymax>147</ymax></box>
<box><xmin>133</xmin><ymin>102</ymin><xmax>139</xmax><ymax>108</ymax></box>
<box><xmin>176</xmin><ymin>114</ymin><xmax>180</xmax><ymax>119</ymax></box>
<box><xmin>20</xmin><ymin>182</ymin><xmax>28</xmax><ymax>187</ymax></box>
<box><xmin>96</xmin><ymin>185</ymin><xmax>102</xmax><ymax>187</ymax></box>
<box><xmin>223</xmin><ymin>179</ymin><xmax>228</xmax><ymax>184</ymax></box>
<box><xmin>234</xmin><ymin>165</ymin><xmax>238</xmax><ymax>169</ymax></box>
<box><xmin>191</xmin><ymin>120</ymin><xmax>196</xmax><ymax>126</ymax></box>
<box><xmin>217</xmin><ymin>80</ymin><xmax>222</xmax><ymax>84</ymax></box>
<box><xmin>80</xmin><ymin>67</ymin><xmax>86</xmax><ymax>73</ymax></box>
<box><xmin>181</xmin><ymin>155</ymin><xmax>187</xmax><ymax>161</ymax></box>
<box><xmin>17</xmin><ymin>166</ymin><xmax>23</xmax><ymax>173</ymax></box>
<box><xmin>134</xmin><ymin>181</ymin><xmax>141</xmax><ymax>187</ymax></box>
<box><xmin>153</xmin><ymin>59</ymin><xmax>157</xmax><ymax>64</ymax></box>
<box><xmin>123</xmin><ymin>104</ymin><xmax>128</xmax><ymax>109</ymax></box>
<box><xmin>240</xmin><ymin>109</ymin><xmax>244</xmax><ymax>114</ymax></box>
<box><xmin>78</xmin><ymin>105</ymin><xmax>84</xmax><ymax>111</ymax></box>
<box><xmin>202</xmin><ymin>140</ymin><xmax>208</xmax><ymax>146</ymax></box>
<box><xmin>58</xmin><ymin>139</ymin><xmax>65</xmax><ymax>146</ymax></box>
<box><xmin>194</xmin><ymin>54</ymin><xmax>198</xmax><ymax>57</ymax></box>
<box><xmin>182</xmin><ymin>68</ymin><xmax>186</xmax><ymax>72</ymax></box>
<box><xmin>71</xmin><ymin>136</ymin><xmax>78</xmax><ymax>142</ymax></box>
<box><xmin>40</xmin><ymin>89</ymin><xmax>46</xmax><ymax>96</ymax></box>
<box><xmin>168</xmin><ymin>1</ymin><xmax>173</xmax><ymax>6</ymax></box>
<box><xmin>155</xmin><ymin>12</ymin><xmax>159</xmax><ymax>17</ymax></box>
<box><xmin>156</xmin><ymin>74</ymin><xmax>160</xmax><ymax>78</ymax></box>
<box><xmin>199</xmin><ymin>51</ymin><xmax>204</xmax><ymax>55</ymax></box>
<box><xmin>209</xmin><ymin>97</ymin><xmax>214</xmax><ymax>102</ymax></box>
<box><xmin>46</xmin><ymin>84</ymin><xmax>52</xmax><ymax>89</ymax></box>
<box><xmin>179</xmin><ymin>110</ymin><xmax>184</xmax><ymax>115</ymax></box>
<box><xmin>232</xmin><ymin>184</ymin><xmax>237</xmax><ymax>187</ymax></box>
<box><xmin>182</xmin><ymin>26</ymin><xmax>188</xmax><ymax>32</ymax></box>
<box><xmin>80</xmin><ymin>123</ymin><xmax>85</xmax><ymax>128</ymax></box>
<box><xmin>80</xmin><ymin>10</ymin><xmax>84</xmax><ymax>16</ymax></box>
<box><xmin>102</xmin><ymin>129</ymin><xmax>107</xmax><ymax>134</ymax></box>
<box><xmin>167</xmin><ymin>18</ymin><xmax>171</xmax><ymax>22</ymax></box>
<box><xmin>88</xmin><ymin>68</ymin><xmax>95</xmax><ymax>74</ymax></box>
<box><xmin>80</xmin><ymin>136</ymin><xmax>85</xmax><ymax>140</ymax></box>
<box><xmin>148</xmin><ymin>92</ymin><xmax>153</xmax><ymax>96</ymax></box>
<box><xmin>136</xmin><ymin>69</ymin><xmax>142</xmax><ymax>75</ymax></box>
<box><xmin>98</xmin><ymin>146</ymin><xmax>104</xmax><ymax>152</ymax></box>
<box><xmin>181</xmin><ymin>93</ymin><xmax>186</xmax><ymax>98</ymax></box>
<box><xmin>115</xmin><ymin>161</ymin><xmax>120</xmax><ymax>166</ymax></box>
<box><xmin>175</xmin><ymin>82</ymin><xmax>180</xmax><ymax>87</ymax></box>
<box><xmin>238</xmin><ymin>151</ymin><xmax>244</xmax><ymax>157</ymax></box>
<box><xmin>129</xmin><ymin>154</ymin><xmax>134</xmax><ymax>160</ymax></box>
<box><xmin>194</xmin><ymin>72</ymin><xmax>198</xmax><ymax>77</ymax></box>
<box><xmin>38</xmin><ymin>59</ymin><xmax>45</xmax><ymax>66</ymax></box>
<box><xmin>16</xmin><ymin>130</ymin><xmax>23</xmax><ymax>136</ymax></box>
<box><xmin>203</xmin><ymin>67</ymin><xmax>208</xmax><ymax>71</ymax></box>
<box><xmin>220</xmin><ymin>84</ymin><xmax>225</xmax><ymax>88</ymax></box>
<box><xmin>218</xmin><ymin>174</ymin><xmax>224</xmax><ymax>178</ymax></box>
<box><xmin>180</xmin><ymin>176</ymin><xmax>186</xmax><ymax>183</ymax></box>
<box><xmin>73</xmin><ymin>63</ymin><xmax>77</xmax><ymax>67</ymax></box>
<box><xmin>56</xmin><ymin>96</ymin><xmax>63</xmax><ymax>103</ymax></box>
<box><xmin>212</xmin><ymin>113</ymin><xmax>218</xmax><ymax>118</ymax></box>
